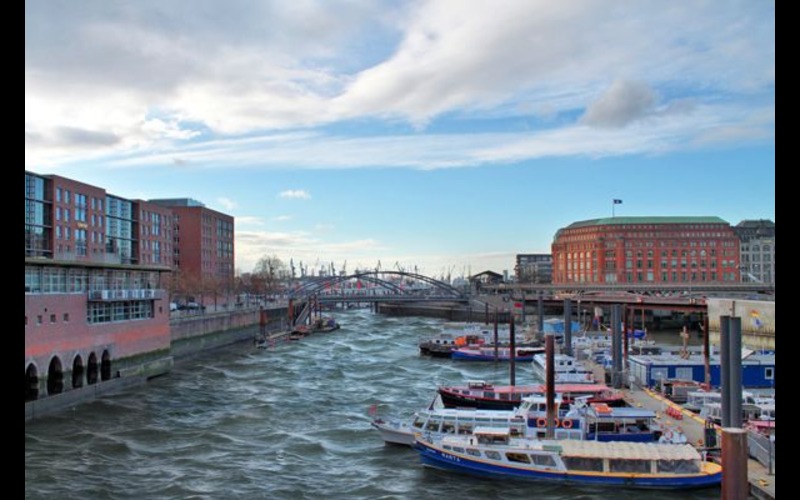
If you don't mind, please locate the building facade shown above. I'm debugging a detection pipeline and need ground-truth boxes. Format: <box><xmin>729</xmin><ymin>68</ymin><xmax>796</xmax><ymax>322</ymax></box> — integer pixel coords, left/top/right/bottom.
<box><xmin>25</xmin><ymin>171</ymin><xmax>175</xmax><ymax>407</ymax></box>
<box><xmin>515</xmin><ymin>254</ymin><xmax>553</xmax><ymax>283</ymax></box>
<box><xmin>734</xmin><ymin>220</ymin><xmax>775</xmax><ymax>284</ymax></box>
<box><xmin>149</xmin><ymin>199</ymin><xmax>235</xmax><ymax>298</ymax></box>
<box><xmin>551</xmin><ymin>216</ymin><xmax>740</xmax><ymax>285</ymax></box>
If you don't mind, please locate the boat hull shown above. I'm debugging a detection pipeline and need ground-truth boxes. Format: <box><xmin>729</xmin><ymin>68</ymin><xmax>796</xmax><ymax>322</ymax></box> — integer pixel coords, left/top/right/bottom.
<box><xmin>370</xmin><ymin>419</ymin><xmax>416</xmax><ymax>446</ymax></box>
<box><xmin>415</xmin><ymin>441</ymin><xmax>721</xmax><ymax>489</ymax></box>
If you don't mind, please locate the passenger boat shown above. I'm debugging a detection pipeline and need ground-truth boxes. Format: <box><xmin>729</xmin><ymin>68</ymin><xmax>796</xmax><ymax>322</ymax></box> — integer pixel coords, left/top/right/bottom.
<box><xmin>414</xmin><ymin>427</ymin><xmax>722</xmax><ymax>489</ymax></box>
<box><xmin>451</xmin><ymin>346</ymin><xmax>544</xmax><ymax>362</ymax></box>
<box><xmin>437</xmin><ymin>381</ymin><xmax>626</xmax><ymax>410</ymax></box>
<box><xmin>531</xmin><ymin>353</ymin><xmax>596</xmax><ymax>384</ymax></box>
<box><xmin>372</xmin><ymin>394</ymin><xmax>665</xmax><ymax>447</ymax></box>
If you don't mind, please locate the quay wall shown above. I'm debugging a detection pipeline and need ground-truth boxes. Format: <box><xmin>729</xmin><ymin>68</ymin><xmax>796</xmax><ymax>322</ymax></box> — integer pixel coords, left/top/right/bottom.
<box><xmin>706</xmin><ymin>298</ymin><xmax>775</xmax><ymax>350</ymax></box>
<box><xmin>170</xmin><ymin>307</ymin><xmax>289</xmax><ymax>359</ymax></box>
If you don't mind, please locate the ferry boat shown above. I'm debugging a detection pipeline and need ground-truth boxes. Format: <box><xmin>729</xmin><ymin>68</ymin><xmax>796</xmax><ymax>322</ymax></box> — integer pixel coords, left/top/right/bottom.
<box><xmin>451</xmin><ymin>346</ymin><xmax>544</xmax><ymax>362</ymax></box>
<box><xmin>531</xmin><ymin>353</ymin><xmax>597</xmax><ymax>384</ymax></box>
<box><xmin>372</xmin><ymin>394</ymin><xmax>663</xmax><ymax>447</ymax></box>
<box><xmin>414</xmin><ymin>428</ymin><xmax>722</xmax><ymax>489</ymax></box>
<box><xmin>437</xmin><ymin>381</ymin><xmax>626</xmax><ymax>410</ymax></box>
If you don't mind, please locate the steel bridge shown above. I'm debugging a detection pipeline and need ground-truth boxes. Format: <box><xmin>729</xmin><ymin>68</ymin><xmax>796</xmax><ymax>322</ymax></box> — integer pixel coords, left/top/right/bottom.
<box><xmin>289</xmin><ymin>270</ymin><xmax>468</xmax><ymax>303</ymax></box>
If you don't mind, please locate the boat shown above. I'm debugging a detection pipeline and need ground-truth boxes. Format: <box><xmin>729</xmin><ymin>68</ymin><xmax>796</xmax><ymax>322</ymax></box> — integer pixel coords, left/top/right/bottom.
<box><xmin>372</xmin><ymin>394</ymin><xmax>666</xmax><ymax>447</ymax></box>
<box><xmin>451</xmin><ymin>346</ymin><xmax>544</xmax><ymax>362</ymax></box>
<box><xmin>312</xmin><ymin>316</ymin><xmax>340</xmax><ymax>333</ymax></box>
<box><xmin>531</xmin><ymin>353</ymin><xmax>597</xmax><ymax>384</ymax></box>
<box><xmin>414</xmin><ymin>428</ymin><xmax>722</xmax><ymax>489</ymax></box>
<box><xmin>418</xmin><ymin>322</ymin><xmax>536</xmax><ymax>357</ymax></box>
<box><xmin>437</xmin><ymin>381</ymin><xmax>626</xmax><ymax>410</ymax></box>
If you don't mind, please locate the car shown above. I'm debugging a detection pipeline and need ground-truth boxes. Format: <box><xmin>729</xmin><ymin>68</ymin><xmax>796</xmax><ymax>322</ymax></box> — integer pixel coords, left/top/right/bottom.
<box><xmin>170</xmin><ymin>302</ymin><xmax>178</xmax><ymax>311</ymax></box>
<box><xmin>185</xmin><ymin>302</ymin><xmax>201</xmax><ymax>310</ymax></box>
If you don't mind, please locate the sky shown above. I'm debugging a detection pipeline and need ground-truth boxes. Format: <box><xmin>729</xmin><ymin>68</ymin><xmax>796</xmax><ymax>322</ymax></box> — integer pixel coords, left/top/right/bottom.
<box><xmin>25</xmin><ymin>0</ymin><xmax>775</xmax><ymax>279</ymax></box>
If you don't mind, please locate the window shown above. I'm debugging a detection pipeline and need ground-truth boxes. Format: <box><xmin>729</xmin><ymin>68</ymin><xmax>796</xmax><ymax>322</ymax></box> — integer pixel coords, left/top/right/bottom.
<box><xmin>63</xmin><ymin>313</ymin><xmax>70</xmax><ymax>322</ymax></box>
<box><xmin>37</xmin><ymin>315</ymin><xmax>43</xmax><ymax>325</ymax></box>
<box><xmin>50</xmin><ymin>314</ymin><xmax>56</xmax><ymax>323</ymax></box>
<box><xmin>765</xmin><ymin>368</ymin><xmax>774</xmax><ymax>380</ymax></box>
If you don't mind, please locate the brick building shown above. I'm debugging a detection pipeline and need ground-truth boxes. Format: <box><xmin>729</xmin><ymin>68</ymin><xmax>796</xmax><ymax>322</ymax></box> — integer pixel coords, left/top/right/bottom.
<box><xmin>149</xmin><ymin>198</ymin><xmax>235</xmax><ymax>297</ymax></box>
<box><xmin>25</xmin><ymin>170</ymin><xmax>186</xmax><ymax>407</ymax></box>
<box><xmin>551</xmin><ymin>216</ymin><xmax>740</xmax><ymax>284</ymax></box>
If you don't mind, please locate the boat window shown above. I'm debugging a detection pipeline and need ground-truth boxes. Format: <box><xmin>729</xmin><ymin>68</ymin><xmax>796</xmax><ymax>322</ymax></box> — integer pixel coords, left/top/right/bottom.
<box><xmin>441</xmin><ymin>422</ymin><xmax>456</xmax><ymax>434</ymax></box>
<box><xmin>609</xmin><ymin>459</ymin><xmax>651</xmax><ymax>473</ymax></box>
<box><xmin>425</xmin><ymin>419</ymin><xmax>442</xmax><ymax>431</ymax></box>
<box><xmin>506</xmin><ymin>452</ymin><xmax>531</xmax><ymax>464</ymax></box>
<box><xmin>443</xmin><ymin>445</ymin><xmax>452</xmax><ymax>451</ymax></box>
<box><xmin>483</xmin><ymin>392</ymin><xmax>495</xmax><ymax>398</ymax></box>
<box><xmin>485</xmin><ymin>450</ymin><xmax>502</xmax><ymax>461</ymax></box>
<box><xmin>452</xmin><ymin>447</ymin><xmax>465</xmax><ymax>454</ymax></box>
<box><xmin>562</xmin><ymin>457</ymin><xmax>604</xmax><ymax>472</ymax></box>
<box><xmin>466</xmin><ymin>448</ymin><xmax>481</xmax><ymax>457</ymax></box>
<box><xmin>531</xmin><ymin>454</ymin><xmax>557</xmax><ymax>467</ymax></box>
<box><xmin>509</xmin><ymin>425</ymin><xmax>524</xmax><ymax>437</ymax></box>
<box><xmin>412</xmin><ymin>416</ymin><xmax>426</xmax><ymax>429</ymax></box>
<box><xmin>499</xmin><ymin>393</ymin><xmax>510</xmax><ymax>400</ymax></box>
<box><xmin>657</xmin><ymin>459</ymin><xmax>700</xmax><ymax>474</ymax></box>
<box><xmin>490</xmin><ymin>418</ymin><xmax>508</xmax><ymax>426</ymax></box>
<box><xmin>457</xmin><ymin>423</ymin><xmax>474</xmax><ymax>435</ymax></box>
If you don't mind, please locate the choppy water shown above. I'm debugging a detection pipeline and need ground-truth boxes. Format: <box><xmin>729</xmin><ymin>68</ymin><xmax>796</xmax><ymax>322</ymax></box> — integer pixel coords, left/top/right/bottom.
<box><xmin>25</xmin><ymin>310</ymin><xmax>718</xmax><ymax>499</ymax></box>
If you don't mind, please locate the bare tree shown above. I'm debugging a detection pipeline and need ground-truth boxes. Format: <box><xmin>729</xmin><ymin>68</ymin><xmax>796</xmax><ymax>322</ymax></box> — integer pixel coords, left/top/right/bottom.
<box><xmin>253</xmin><ymin>255</ymin><xmax>287</xmax><ymax>298</ymax></box>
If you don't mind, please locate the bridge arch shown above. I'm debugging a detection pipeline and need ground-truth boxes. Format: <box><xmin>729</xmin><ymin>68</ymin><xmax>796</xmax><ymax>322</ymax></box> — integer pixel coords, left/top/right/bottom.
<box><xmin>289</xmin><ymin>271</ymin><xmax>466</xmax><ymax>300</ymax></box>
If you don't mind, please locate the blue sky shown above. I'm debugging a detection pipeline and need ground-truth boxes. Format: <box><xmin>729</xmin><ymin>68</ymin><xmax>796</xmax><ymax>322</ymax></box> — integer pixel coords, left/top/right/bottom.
<box><xmin>25</xmin><ymin>1</ymin><xmax>775</xmax><ymax>277</ymax></box>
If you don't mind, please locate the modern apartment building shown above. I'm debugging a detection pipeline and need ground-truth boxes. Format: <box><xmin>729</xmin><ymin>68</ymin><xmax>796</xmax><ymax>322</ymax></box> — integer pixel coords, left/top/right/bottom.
<box><xmin>734</xmin><ymin>219</ymin><xmax>775</xmax><ymax>284</ymax></box>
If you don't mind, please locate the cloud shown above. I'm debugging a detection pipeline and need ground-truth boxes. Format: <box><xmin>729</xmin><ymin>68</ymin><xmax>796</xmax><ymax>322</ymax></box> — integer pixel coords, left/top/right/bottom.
<box><xmin>216</xmin><ymin>197</ymin><xmax>237</xmax><ymax>211</ymax></box>
<box><xmin>272</xmin><ymin>215</ymin><xmax>292</xmax><ymax>222</ymax></box>
<box><xmin>580</xmin><ymin>80</ymin><xmax>657</xmax><ymax>128</ymax></box>
<box><xmin>25</xmin><ymin>1</ymin><xmax>774</xmax><ymax>167</ymax></box>
<box><xmin>279</xmin><ymin>190</ymin><xmax>311</xmax><ymax>199</ymax></box>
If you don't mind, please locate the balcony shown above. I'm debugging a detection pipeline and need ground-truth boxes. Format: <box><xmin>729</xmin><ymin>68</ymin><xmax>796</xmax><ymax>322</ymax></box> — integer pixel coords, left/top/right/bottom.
<box><xmin>88</xmin><ymin>289</ymin><xmax>166</xmax><ymax>301</ymax></box>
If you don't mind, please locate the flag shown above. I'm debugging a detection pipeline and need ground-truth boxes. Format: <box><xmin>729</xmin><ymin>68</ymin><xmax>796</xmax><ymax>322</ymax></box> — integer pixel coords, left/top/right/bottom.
<box><xmin>613</xmin><ymin>199</ymin><xmax>623</xmax><ymax>204</ymax></box>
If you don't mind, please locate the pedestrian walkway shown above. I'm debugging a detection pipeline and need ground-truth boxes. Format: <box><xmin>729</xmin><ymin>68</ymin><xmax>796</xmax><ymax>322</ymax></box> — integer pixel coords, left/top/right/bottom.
<box><xmin>621</xmin><ymin>384</ymin><xmax>774</xmax><ymax>499</ymax></box>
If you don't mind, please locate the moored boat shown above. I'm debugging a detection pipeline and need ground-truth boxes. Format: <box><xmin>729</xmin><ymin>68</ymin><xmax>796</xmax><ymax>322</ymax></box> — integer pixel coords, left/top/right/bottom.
<box><xmin>451</xmin><ymin>346</ymin><xmax>544</xmax><ymax>362</ymax></box>
<box><xmin>437</xmin><ymin>381</ymin><xmax>625</xmax><ymax>410</ymax></box>
<box><xmin>414</xmin><ymin>428</ymin><xmax>722</xmax><ymax>489</ymax></box>
<box><xmin>532</xmin><ymin>353</ymin><xmax>596</xmax><ymax>384</ymax></box>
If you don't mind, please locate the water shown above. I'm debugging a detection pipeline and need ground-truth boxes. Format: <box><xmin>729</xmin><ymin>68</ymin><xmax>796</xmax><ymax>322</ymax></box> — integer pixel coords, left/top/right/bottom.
<box><xmin>25</xmin><ymin>310</ymin><xmax>719</xmax><ymax>499</ymax></box>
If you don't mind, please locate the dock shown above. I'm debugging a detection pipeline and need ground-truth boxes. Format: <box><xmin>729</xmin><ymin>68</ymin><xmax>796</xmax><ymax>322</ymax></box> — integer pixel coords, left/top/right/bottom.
<box><xmin>618</xmin><ymin>380</ymin><xmax>775</xmax><ymax>499</ymax></box>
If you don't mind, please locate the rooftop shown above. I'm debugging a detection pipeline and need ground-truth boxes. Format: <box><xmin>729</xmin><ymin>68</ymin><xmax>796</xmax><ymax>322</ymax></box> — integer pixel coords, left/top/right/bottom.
<box><xmin>566</xmin><ymin>216</ymin><xmax>728</xmax><ymax>229</ymax></box>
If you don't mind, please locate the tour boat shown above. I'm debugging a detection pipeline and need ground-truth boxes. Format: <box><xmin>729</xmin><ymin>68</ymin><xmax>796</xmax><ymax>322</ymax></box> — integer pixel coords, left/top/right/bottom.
<box><xmin>414</xmin><ymin>428</ymin><xmax>722</xmax><ymax>489</ymax></box>
<box><xmin>437</xmin><ymin>381</ymin><xmax>625</xmax><ymax>410</ymax></box>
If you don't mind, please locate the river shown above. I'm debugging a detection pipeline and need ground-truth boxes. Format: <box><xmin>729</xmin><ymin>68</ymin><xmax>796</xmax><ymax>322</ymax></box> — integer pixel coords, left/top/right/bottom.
<box><xmin>25</xmin><ymin>309</ymin><xmax>718</xmax><ymax>499</ymax></box>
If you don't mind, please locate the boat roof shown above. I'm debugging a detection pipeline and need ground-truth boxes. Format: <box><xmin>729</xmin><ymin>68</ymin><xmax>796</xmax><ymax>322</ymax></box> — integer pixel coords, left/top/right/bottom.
<box><xmin>558</xmin><ymin>440</ymin><xmax>701</xmax><ymax>461</ymax></box>
<box><xmin>591</xmin><ymin>407</ymin><xmax>656</xmax><ymax>419</ymax></box>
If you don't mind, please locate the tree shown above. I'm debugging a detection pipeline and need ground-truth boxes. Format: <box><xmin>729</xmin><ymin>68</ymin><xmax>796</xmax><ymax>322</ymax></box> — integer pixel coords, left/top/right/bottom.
<box><xmin>253</xmin><ymin>255</ymin><xmax>287</xmax><ymax>297</ymax></box>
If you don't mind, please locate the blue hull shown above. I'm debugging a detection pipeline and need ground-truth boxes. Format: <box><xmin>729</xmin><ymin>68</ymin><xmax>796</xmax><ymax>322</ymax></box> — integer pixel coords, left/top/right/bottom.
<box><xmin>416</xmin><ymin>443</ymin><xmax>721</xmax><ymax>489</ymax></box>
<box><xmin>451</xmin><ymin>352</ymin><xmax>536</xmax><ymax>362</ymax></box>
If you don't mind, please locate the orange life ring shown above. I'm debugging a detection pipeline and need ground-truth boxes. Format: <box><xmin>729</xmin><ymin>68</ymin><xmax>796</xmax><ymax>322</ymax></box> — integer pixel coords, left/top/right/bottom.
<box><xmin>553</xmin><ymin>418</ymin><xmax>560</xmax><ymax>428</ymax></box>
<box><xmin>536</xmin><ymin>417</ymin><xmax>547</xmax><ymax>428</ymax></box>
<box><xmin>562</xmin><ymin>419</ymin><xmax>573</xmax><ymax>429</ymax></box>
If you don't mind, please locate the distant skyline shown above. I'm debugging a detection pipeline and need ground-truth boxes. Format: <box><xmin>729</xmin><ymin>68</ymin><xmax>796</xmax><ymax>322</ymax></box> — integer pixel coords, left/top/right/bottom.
<box><xmin>25</xmin><ymin>1</ymin><xmax>775</xmax><ymax>277</ymax></box>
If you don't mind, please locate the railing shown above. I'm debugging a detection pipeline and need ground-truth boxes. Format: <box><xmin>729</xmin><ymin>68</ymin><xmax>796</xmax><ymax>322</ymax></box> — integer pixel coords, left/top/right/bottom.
<box><xmin>88</xmin><ymin>289</ymin><xmax>166</xmax><ymax>301</ymax></box>
<box><xmin>747</xmin><ymin>429</ymin><xmax>775</xmax><ymax>474</ymax></box>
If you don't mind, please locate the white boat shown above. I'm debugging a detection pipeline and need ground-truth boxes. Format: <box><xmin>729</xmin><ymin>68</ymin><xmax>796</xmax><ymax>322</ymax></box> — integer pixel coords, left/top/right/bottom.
<box><xmin>531</xmin><ymin>353</ymin><xmax>596</xmax><ymax>384</ymax></box>
<box><xmin>371</xmin><ymin>394</ymin><xmax>667</xmax><ymax>447</ymax></box>
<box><xmin>414</xmin><ymin>428</ymin><xmax>722</xmax><ymax>489</ymax></box>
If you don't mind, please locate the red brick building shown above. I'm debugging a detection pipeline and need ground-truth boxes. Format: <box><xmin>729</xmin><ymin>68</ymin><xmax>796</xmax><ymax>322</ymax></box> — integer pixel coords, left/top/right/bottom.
<box><xmin>551</xmin><ymin>216</ymin><xmax>740</xmax><ymax>284</ymax></box>
<box><xmin>25</xmin><ymin>171</ymin><xmax>173</xmax><ymax>406</ymax></box>
<box><xmin>149</xmin><ymin>198</ymin><xmax>235</xmax><ymax>296</ymax></box>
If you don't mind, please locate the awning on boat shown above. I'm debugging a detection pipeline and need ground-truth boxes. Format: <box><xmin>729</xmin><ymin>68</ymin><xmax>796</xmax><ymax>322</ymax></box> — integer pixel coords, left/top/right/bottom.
<box><xmin>558</xmin><ymin>441</ymin><xmax>701</xmax><ymax>461</ymax></box>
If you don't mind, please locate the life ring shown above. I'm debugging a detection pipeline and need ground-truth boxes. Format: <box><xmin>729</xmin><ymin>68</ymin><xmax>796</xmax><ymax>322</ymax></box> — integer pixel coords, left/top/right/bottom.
<box><xmin>553</xmin><ymin>418</ymin><xmax>560</xmax><ymax>428</ymax></box>
<box><xmin>561</xmin><ymin>419</ymin><xmax>573</xmax><ymax>429</ymax></box>
<box><xmin>536</xmin><ymin>417</ymin><xmax>547</xmax><ymax>428</ymax></box>
<box><xmin>663</xmin><ymin>430</ymin><xmax>674</xmax><ymax>442</ymax></box>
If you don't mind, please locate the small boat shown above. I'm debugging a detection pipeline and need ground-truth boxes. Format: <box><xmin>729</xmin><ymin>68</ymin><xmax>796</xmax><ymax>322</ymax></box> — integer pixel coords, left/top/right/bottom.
<box><xmin>451</xmin><ymin>346</ymin><xmax>544</xmax><ymax>362</ymax></box>
<box><xmin>414</xmin><ymin>428</ymin><xmax>722</xmax><ymax>489</ymax></box>
<box><xmin>418</xmin><ymin>322</ymin><xmax>535</xmax><ymax>357</ymax></box>
<box><xmin>437</xmin><ymin>381</ymin><xmax>626</xmax><ymax>410</ymax></box>
<box><xmin>531</xmin><ymin>353</ymin><xmax>596</xmax><ymax>384</ymax></box>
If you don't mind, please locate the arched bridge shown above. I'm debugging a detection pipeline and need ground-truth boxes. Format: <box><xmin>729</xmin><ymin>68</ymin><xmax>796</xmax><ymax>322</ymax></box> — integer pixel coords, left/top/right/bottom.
<box><xmin>288</xmin><ymin>271</ymin><xmax>468</xmax><ymax>303</ymax></box>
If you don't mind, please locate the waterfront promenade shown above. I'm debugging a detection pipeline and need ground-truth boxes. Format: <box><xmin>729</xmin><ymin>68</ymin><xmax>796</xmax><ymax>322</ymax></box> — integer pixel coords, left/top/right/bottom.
<box><xmin>616</xmin><ymin>376</ymin><xmax>775</xmax><ymax>499</ymax></box>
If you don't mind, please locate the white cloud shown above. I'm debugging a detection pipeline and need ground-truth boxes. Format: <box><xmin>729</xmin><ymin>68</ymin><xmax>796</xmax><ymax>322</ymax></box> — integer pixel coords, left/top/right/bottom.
<box><xmin>25</xmin><ymin>0</ymin><xmax>773</xmax><ymax>168</ymax></box>
<box><xmin>279</xmin><ymin>190</ymin><xmax>311</xmax><ymax>199</ymax></box>
<box><xmin>272</xmin><ymin>215</ymin><xmax>292</xmax><ymax>222</ymax></box>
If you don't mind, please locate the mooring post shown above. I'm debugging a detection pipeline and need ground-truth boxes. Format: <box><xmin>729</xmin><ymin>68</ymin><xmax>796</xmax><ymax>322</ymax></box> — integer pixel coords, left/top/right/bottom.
<box><xmin>537</xmin><ymin>292</ymin><xmax>544</xmax><ymax>334</ymax></box>
<box><xmin>493</xmin><ymin>310</ymin><xmax>499</xmax><ymax>362</ymax></box>
<box><xmin>720</xmin><ymin>315</ymin><xmax>731</xmax><ymax>428</ymax></box>
<box><xmin>545</xmin><ymin>331</ymin><xmax>555</xmax><ymax>439</ymax></box>
<box><xmin>721</xmin><ymin>428</ymin><xmax>748</xmax><ymax>500</ymax></box>
<box><xmin>729</xmin><ymin>316</ymin><xmax>743</xmax><ymax>428</ymax></box>
<box><xmin>509</xmin><ymin>315</ymin><xmax>516</xmax><ymax>387</ymax></box>
<box><xmin>563</xmin><ymin>298</ymin><xmax>572</xmax><ymax>357</ymax></box>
